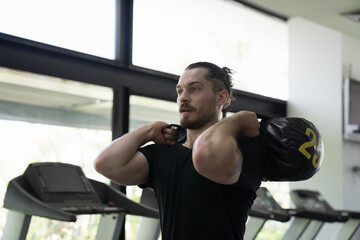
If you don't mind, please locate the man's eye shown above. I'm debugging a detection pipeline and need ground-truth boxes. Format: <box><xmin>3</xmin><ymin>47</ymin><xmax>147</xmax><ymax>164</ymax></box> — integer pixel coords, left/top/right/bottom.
<box><xmin>192</xmin><ymin>87</ymin><xmax>200</xmax><ymax>92</ymax></box>
<box><xmin>177</xmin><ymin>90</ymin><xmax>183</xmax><ymax>95</ymax></box>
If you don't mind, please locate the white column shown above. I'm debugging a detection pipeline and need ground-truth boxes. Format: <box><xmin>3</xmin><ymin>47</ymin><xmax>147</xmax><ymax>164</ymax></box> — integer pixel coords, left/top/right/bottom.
<box><xmin>287</xmin><ymin>17</ymin><xmax>343</xmax><ymax>208</ymax></box>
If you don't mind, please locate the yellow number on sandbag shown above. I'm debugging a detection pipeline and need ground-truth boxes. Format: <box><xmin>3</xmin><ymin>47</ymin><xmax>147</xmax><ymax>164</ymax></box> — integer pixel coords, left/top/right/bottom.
<box><xmin>298</xmin><ymin>128</ymin><xmax>321</xmax><ymax>168</ymax></box>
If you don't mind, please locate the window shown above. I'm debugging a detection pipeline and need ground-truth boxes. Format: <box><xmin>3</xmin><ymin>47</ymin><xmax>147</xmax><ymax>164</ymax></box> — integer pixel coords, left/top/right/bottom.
<box><xmin>133</xmin><ymin>0</ymin><xmax>288</xmax><ymax>100</ymax></box>
<box><xmin>0</xmin><ymin>67</ymin><xmax>113</xmax><ymax>239</ymax></box>
<box><xmin>0</xmin><ymin>0</ymin><xmax>116</xmax><ymax>59</ymax></box>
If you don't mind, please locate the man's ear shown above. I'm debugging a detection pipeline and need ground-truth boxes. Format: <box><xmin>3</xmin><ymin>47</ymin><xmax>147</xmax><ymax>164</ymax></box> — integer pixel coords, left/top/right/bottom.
<box><xmin>216</xmin><ymin>90</ymin><xmax>229</xmax><ymax>107</ymax></box>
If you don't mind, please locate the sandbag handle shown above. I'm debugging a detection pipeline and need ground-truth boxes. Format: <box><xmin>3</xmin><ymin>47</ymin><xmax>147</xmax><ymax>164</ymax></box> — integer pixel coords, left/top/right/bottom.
<box><xmin>256</xmin><ymin>113</ymin><xmax>274</xmax><ymax>120</ymax></box>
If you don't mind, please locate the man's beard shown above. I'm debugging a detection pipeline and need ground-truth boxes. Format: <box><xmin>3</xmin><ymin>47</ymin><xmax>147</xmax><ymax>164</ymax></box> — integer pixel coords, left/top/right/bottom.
<box><xmin>179</xmin><ymin>102</ymin><xmax>218</xmax><ymax>130</ymax></box>
<box><xmin>181</xmin><ymin>116</ymin><xmax>208</xmax><ymax>129</ymax></box>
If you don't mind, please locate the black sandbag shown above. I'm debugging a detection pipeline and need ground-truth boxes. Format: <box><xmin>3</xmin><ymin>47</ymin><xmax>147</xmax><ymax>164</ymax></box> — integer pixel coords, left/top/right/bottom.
<box><xmin>258</xmin><ymin>116</ymin><xmax>324</xmax><ymax>181</ymax></box>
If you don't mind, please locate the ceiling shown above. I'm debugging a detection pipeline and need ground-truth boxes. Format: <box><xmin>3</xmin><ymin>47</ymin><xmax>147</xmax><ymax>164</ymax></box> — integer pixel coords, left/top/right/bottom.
<box><xmin>237</xmin><ymin>0</ymin><xmax>360</xmax><ymax>40</ymax></box>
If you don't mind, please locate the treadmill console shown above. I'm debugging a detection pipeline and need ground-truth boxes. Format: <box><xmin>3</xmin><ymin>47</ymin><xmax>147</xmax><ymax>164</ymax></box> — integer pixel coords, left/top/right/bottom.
<box><xmin>290</xmin><ymin>190</ymin><xmax>348</xmax><ymax>222</ymax></box>
<box><xmin>291</xmin><ymin>190</ymin><xmax>329</xmax><ymax>212</ymax></box>
<box><xmin>24</xmin><ymin>162</ymin><xmax>106</xmax><ymax>213</ymax></box>
<box><xmin>249</xmin><ymin>187</ymin><xmax>290</xmax><ymax>222</ymax></box>
<box><xmin>3</xmin><ymin>162</ymin><xmax>159</xmax><ymax>222</ymax></box>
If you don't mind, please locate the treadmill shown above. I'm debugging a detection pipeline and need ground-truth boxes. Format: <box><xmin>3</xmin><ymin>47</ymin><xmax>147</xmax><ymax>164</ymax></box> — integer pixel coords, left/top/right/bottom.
<box><xmin>335</xmin><ymin>210</ymin><xmax>360</xmax><ymax>239</ymax></box>
<box><xmin>282</xmin><ymin>189</ymin><xmax>349</xmax><ymax>240</ymax></box>
<box><xmin>244</xmin><ymin>187</ymin><xmax>291</xmax><ymax>240</ymax></box>
<box><xmin>2</xmin><ymin>162</ymin><xmax>159</xmax><ymax>240</ymax></box>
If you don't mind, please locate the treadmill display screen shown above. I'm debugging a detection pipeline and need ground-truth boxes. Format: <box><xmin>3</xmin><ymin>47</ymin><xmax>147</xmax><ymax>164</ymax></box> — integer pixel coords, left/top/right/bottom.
<box><xmin>39</xmin><ymin>165</ymin><xmax>88</xmax><ymax>193</ymax></box>
<box><xmin>303</xmin><ymin>198</ymin><xmax>327</xmax><ymax>212</ymax></box>
<box><xmin>253</xmin><ymin>197</ymin><xmax>273</xmax><ymax>210</ymax></box>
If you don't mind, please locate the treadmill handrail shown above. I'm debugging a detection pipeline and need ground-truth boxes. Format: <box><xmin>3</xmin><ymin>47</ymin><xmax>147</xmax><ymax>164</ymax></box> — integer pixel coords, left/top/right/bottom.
<box><xmin>249</xmin><ymin>207</ymin><xmax>291</xmax><ymax>222</ymax></box>
<box><xmin>3</xmin><ymin>175</ymin><xmax>77</xmax><ymax>222</ymax></box>
<box><xmin>292</xmin><ymin>208</ymin><xmax>349</xmax><ymax>222</ymax></box>
<box><xmin>336</xmin><ymin>210</ymin><xmax>360</xmax><ymax>219</ymax></box>
<box><xmin>89</xmin><ymin>179</ymin><xmax>159</xmax><ymax>219</ymax></box>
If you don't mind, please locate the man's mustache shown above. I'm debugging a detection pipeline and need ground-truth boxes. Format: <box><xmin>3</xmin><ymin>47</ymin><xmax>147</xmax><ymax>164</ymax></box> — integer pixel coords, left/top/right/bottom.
<box><xmin>179</xmin><ymin>103</ymin><xmax>195</xmax><ymax>112</ymax></box>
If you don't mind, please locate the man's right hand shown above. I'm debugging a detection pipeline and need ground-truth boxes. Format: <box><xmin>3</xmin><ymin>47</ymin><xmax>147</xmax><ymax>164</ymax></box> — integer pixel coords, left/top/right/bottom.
<box><xmin>148</xmin><ymin>121</ymin><xmax>175</xmax><ymax>145</ymax></box>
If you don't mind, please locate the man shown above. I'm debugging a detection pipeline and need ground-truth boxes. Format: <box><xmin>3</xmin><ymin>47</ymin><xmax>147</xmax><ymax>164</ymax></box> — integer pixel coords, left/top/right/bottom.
<box><xmin>94</xmin><ymin>62</ymin><xmax>263</xmax><ymax>239</ymax></box>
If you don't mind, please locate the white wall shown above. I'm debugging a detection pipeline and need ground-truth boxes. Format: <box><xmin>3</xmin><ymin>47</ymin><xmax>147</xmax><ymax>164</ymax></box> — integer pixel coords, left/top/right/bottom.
<box><xmin>287</xmin><ymin>17</ymin><xmax>344</xmax><ymax>208</ymax></box>
<box><xmin>342</xmin><ymin>35</ymin><xmax>360</xmax><ymax>211</ymax></box>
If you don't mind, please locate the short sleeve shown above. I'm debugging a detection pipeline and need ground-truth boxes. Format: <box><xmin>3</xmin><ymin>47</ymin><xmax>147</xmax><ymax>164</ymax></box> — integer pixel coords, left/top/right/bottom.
<box><xmin>137</xmin><ymin>144</ymin><xmax>155</xmax><ymax>189</ymax></box>
<box><xmin>235</xmin><ymin>138</ymin><xmax>263</xmax><ymax>191</ymax></box>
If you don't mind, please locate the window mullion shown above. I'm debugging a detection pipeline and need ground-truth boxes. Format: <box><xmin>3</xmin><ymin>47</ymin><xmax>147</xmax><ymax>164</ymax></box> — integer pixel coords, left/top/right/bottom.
<box><xmin>115</xmin><ymin>0</ymin><xmax>133</xmax><ymax>65</ymax></box>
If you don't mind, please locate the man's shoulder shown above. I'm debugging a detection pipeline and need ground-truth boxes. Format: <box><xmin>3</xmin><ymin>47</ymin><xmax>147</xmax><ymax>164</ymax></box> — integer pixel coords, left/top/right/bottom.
<box><xmin>138</xmin><ymin>143</ymin><xmax>178</xmax><ymax>155</ymax></box>
<box><xmin>139</xmin><ymin>143</ymin><xmax>190</xmax><ymax>157</ymax></box>
<box><xmin>140</xmin><ymin>143</ymin><xmax>173</xmax><ymax>150</ymax></box>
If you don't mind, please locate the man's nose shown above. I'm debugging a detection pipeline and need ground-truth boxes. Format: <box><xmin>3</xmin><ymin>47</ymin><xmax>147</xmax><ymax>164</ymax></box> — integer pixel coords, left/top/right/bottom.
<box><xmin>178</xmin><ymin>90</ymin><xmax>190</xmax><ymax>103</ymax></box>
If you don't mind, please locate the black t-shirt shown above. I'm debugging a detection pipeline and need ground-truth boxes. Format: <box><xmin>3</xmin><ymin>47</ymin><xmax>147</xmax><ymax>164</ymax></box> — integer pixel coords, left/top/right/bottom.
<box><xmin>138</xmin><ymin>138</ymin><xmax>262</xmax><ymax>240</ymax></box>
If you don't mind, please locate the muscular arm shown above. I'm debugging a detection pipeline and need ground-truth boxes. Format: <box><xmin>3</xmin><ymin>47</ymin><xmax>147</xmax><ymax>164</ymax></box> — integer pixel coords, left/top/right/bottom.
<box><xmin>192</xmin><ymin>111</ymin><xmax>260</xmax><ymax>185</ymax></box>
<box><xmin>94</xmin><ymin>121</ymin><xmax>173</xmax><ymax>186</ymax></box>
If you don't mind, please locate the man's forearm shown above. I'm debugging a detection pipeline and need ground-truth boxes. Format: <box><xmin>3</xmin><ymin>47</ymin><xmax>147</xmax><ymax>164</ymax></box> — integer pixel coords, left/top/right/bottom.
<box><xmin>192</xmin><ymin>111</ymin><xmax>259</xmax><ymax>184</ymax></box>
<box><xmin>193</xmin><ymin>115</ymin><xmax>242</xmax><ymax>184</ymax></box>
<box><xmin>94</xmin><ymin>124</ymin><xmax>153</xmax><ymax>174</ymax></box>
<box><xmin>94</xmin><ymin>121</ymin><xmax>173</xmax><ymax>185</ymax></box>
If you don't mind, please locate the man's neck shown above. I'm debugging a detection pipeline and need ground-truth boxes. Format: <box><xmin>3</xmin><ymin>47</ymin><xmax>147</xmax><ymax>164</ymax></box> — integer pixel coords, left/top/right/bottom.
<box><xmin>183</xmin><ymin>120</ymin><xmax>218</xmax><ymax>149</ymax></box>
